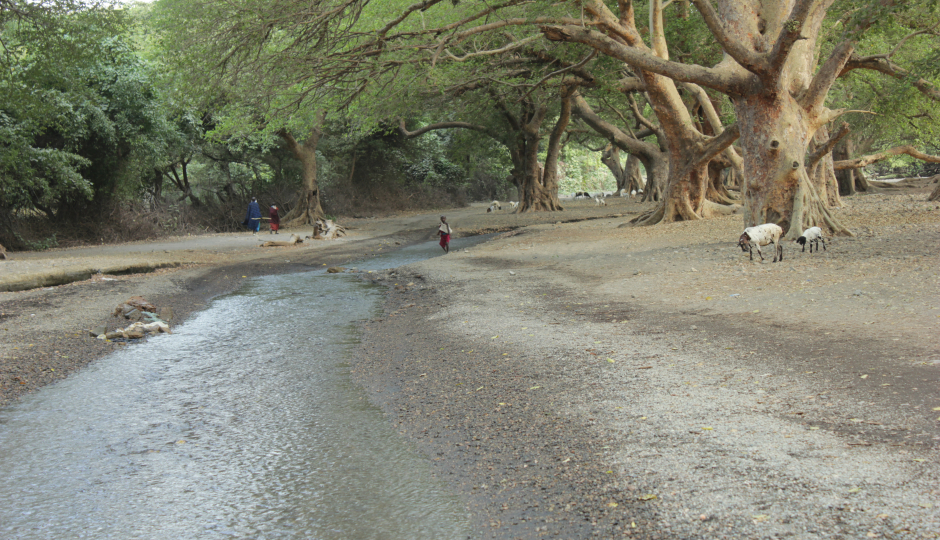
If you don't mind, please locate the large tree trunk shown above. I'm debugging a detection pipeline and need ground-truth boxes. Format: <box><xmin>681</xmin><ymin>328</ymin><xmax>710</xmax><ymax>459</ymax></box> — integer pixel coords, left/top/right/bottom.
<box><xmin>631</xmin><ymin>77</ymin><xmax>739</xmax><ymax>224</ymax></box>
<box><xmin>734</xmin><ymin>91</ymin><xmax>849</xmax><ymax>238</ymax></box>
<box><xmin>517</xmin><ymin>92</ymin><xmax>569</xmax><ymax>213</ymax></box>
<box><xmin>281</xmin><ymin>112</ymin><xmax>327</xmax><ymax>226</ymax></box>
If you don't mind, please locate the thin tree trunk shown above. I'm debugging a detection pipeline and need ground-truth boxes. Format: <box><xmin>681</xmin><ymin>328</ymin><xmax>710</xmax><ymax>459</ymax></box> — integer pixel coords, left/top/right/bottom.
<box><xmin>855</xmin><ymin>166</ymin><xmax>870</xmax><ymax>192</ymax></box>
<box><xmin>625</xmin><ymin>154</ymin><xmax>644</xmax><ymax>192</ymax></box>
<box><xmin>601</xmin><ymin>144</ymin><xmax>626</xmax><ymax>194</ymax></box>
<box><xmin>280</xmin><ymin>111</ymin><xmax>327</xmax><ymax>227</ymax></box>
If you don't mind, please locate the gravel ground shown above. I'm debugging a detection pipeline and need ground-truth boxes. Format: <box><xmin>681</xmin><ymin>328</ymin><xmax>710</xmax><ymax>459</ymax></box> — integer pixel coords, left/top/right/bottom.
<box><xmin>2</xmin><ymin>184</ymin><xmax>938</xmax><ymax>538</ymax></box>
<box><xmin>354</xmin><ymin>186</ymin><xmax>940</xmax><ymax>539</ymax></box>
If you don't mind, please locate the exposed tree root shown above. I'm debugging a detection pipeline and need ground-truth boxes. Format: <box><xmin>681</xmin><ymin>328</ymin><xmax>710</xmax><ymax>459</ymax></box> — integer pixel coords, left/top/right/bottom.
<box><xmin>928</xmin><ymin>175</ymin><xmax>940</xmax><ymax>201</ymax></box>
<box><xmin>627</xmin><ymin>203</ymin><xmax>665</xmax><ymax>226</ymax></box>
<box><xmin>787</xmin><ymin>172</ymin><xmax>853</xmax><ymax>239</ymax></box>
<box><xmin>282</xmin><ymin>188</ymin><xmax>324</xmax><ymax>227</ymax></box>
<box><xmin>701</xmin><ymin>200</ymin><xmax>742</xmax><ymax>218</ymax></box>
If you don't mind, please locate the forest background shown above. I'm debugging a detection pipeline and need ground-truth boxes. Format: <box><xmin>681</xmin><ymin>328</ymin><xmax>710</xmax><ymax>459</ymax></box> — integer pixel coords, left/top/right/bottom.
<box><xmin>2</xmin><ymin>0</ymin><xmax>939</xmax><ymax>250</ymax></box>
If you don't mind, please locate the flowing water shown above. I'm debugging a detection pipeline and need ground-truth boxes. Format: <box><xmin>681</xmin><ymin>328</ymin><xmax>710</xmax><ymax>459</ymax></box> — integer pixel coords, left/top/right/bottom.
<box><xmin>0</xmin><ymin>236</ymin><xmax>489</xmax><ymax>539</ymax></box>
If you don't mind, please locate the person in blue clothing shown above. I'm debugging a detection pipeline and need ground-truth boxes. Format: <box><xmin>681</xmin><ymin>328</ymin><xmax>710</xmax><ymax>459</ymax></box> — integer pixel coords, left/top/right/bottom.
<box><xmin>244</xmin><ymin>197</ymin><xmax>262</xmax><ymax>233</ymax></box>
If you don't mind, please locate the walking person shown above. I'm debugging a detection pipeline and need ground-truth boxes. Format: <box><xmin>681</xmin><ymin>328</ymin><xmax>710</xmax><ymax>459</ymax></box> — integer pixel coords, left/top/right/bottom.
<box><xmin>438</xmin><ymin>216</ymin><xmax>452</xmax><ymax>253</ymax></box>
<box><xmin>244</xmin><ymin>197</ymin><xmax>262</xmax><ymax>234</ymax></box>
<box><xmin>269</xmin><ymin>205</ymin><xmax>280</xmax><ymax>234</ymax></box>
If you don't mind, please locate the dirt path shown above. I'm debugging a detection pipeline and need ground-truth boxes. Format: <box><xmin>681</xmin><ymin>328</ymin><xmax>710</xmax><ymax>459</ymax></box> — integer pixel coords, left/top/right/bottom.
<box><xmin>354</xmin><ymin>189</ymin><xmax>940</xmax><ymax>538</ymax></box>
<box><xmin>2</xmin><ymin>187</ymin><xmax>938</xmax><ymax>538</ymax></box>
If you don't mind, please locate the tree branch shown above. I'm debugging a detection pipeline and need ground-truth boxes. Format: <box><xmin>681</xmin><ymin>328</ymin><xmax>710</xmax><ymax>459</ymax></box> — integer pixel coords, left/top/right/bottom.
<box><xmin>571</xmin><ymin>93</ymin><xmax>661</xmax><ymax>158</ymax></box>
<box><xmin>802</xmin><ymin>40</ymin><xmax>856</xmax><ymax>113</ymax></box>
<box><xmin>516</xmin><ymin>50</ymin><xmax>596</xmax><ymax>102</ymax></box>
<box><xmin>691</xmin><ymin>123</ymin><xmax>740</xmax><ymax>167</ymax></box>
<box><xmin>689</xmin><ymin>0</ymin><xmax>769</xmax><ymax>76</ymax></box>
<box><xmin>765</xmin><ymin>0</ymin><xmax>817</xmax><ymax>87</ymax></box>
<box><xmin>833</xmin><ymin>145</ymin><xmax>940</xmax><ymax>170</ymax></box>
<box><xmin>540</xmin><ymin>24</ymin><xmax>747</xmax><ymax>94</ymax></box>
<box><xmin>398</xmin><ymin>118</ymin><xmax>499</xmax><ymax>140</ymax></box>
<box><xmin>438</xmin><ymin>35</ymin><xmax>540</xmax><ymax>64</ymax></box>
<box><xmin>807</xmin><ymin>121</ymin><xmax>849</xmax><ymax>171</ymax></box>
<box><xmin>841</xmin><ymin>55</ymin><xmax>940</xmax><ymax>102</ymax></box>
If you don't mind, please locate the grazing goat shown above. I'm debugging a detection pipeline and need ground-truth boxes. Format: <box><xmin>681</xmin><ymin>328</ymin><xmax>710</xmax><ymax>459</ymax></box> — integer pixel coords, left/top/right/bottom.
<box><xmin>574</xmin><ymin>191</ymin><xmax>591</xmax><ymax>200</ymax></box>
<box><xmin>486</xmin><ymin>205</ymin><xmax>497</xmax><ymax>213</ymax></box>
<box><xmin>738</xmin><ymin>223</ymin><xmax>784</xmax><ymax>262</ymax></box>
<box><xmin>796</xmin><ymin>226</ymin><xmax>827</xmax><ymax>253</ymax></box>
<box><xmin>508</xmin><ymin>201</ymin><xmax>519</xmax><ymax>210</ymax></box>
<box><xmin>490</xmin><ymin>200</ymin><xmax>501</xmax><ymax>210</ymax></box>
<box><xmin>594</xmin><ymin>195</ymin><xmax>607</xmax><ymax>206</ymax></box>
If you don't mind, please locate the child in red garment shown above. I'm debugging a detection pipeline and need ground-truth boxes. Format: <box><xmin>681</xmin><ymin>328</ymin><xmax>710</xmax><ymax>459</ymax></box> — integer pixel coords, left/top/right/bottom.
<box><xmin>438</xmin><ymin>216</ymin><xmax>451</xmax><ymax>253</ymax></box>
<box><xmin>269</xmin><ymin>205</ymin><xmax>280</xmax><ymax>234</ymax></box>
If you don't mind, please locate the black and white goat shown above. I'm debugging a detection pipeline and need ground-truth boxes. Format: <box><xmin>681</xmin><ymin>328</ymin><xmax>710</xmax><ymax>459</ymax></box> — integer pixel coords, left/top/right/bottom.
<box><xmin>486</xmin><ymin>200</ymin><xmax>502</xmax><ymax>213</ymax></box>
<box><xmin>594</xmin><ymin>195</ymin><xmax>607</xmax><ymax>206</ymax></box>
<box><xmin>738</xmin><ymin>223</ymin><xmax>784</xmax><ymax>262</ymax></box>
<box><xmin>796</xmin><ymin>226</ymin><xmax>827</xmax><ymax>253</ymax></box>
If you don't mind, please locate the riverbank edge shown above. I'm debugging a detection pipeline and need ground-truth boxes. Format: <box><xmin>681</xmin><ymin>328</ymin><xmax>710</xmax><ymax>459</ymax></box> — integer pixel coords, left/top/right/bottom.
<box><xmin>0</xmin><ymin>226</ymin><xmax>434</xmax><ymax>407</ymax></box>
<box><xmin>353</xmin><ymin>267</ymin><xmax>645</xmax><ymax>539</ymax></box>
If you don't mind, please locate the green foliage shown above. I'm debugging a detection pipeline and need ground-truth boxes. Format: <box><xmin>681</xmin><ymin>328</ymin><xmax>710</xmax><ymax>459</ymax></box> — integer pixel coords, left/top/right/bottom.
<box><xmin>0</xmin><ymin>8</ymin><xmax>178</xmax><ymax>217</ymax></box>
<box><xmin>13</xmin><ymin>232</ymin><xmax>58</xmax><ymax>251</ymax></box>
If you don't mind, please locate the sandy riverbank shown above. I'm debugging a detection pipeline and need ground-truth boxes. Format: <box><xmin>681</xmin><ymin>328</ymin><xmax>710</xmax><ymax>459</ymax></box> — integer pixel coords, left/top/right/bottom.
<box><xmin>2</xmin><ymin>185</ymin><xmax>939</xmax><ymax>538</ymax></box>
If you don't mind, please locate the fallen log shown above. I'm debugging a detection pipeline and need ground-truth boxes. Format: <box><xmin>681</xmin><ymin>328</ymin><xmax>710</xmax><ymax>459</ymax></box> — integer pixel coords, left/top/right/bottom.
<box><xmin>261</xmin><ymin>233</ymin><xmax>303</xmax><ymax>247</ymax></box>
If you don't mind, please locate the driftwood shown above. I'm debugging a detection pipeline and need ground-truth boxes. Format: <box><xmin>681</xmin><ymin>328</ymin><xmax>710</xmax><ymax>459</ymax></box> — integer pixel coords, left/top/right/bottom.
<box><xmin>100</xmin><ymin>321</ymin><xmax>171</xmax><ymax>340</ymax></box>
<box><xmin>261</xmin><ymin>233</ymin><xmax>303</xmax><ymax>247</ymax></box>
<box><xmin>307</xmin><ymin>219</ymin><xmax>346</xmax><ymax>240</ymax></box>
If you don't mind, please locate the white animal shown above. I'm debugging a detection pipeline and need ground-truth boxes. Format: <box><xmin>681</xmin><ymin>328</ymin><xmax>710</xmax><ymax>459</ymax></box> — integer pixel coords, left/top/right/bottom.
<box><xmin>738</xmin><ymin>223</ymin><xmax>784</xmax><ymax>262</ymax></box>
<box><xmin>490</xmin><ymin>200</ymin><xmax>502</xmax><ymax>210</ymax></box>
<box><xmin>594</xmin><ymin>195</ymin><xmax>607</xmax><ymax>206</ymax></box>
<box><xmin>796</xmin><ymin>226</ymin><xmax>827</xmax><ymax>253</ymax></box>
<box><xmin>486</xmin><ymin>205</ymin><xmax>496</xmax><ymax>213</ymax></box>
<box><xmin>508</xmin><ymin>201</ymin><xmax>518</xmax><ymax>210</ymax></box>
<box><xmin>620</xmin><ymin>190</ymin><xmax>629</xmax><ymax>198</ymax></box>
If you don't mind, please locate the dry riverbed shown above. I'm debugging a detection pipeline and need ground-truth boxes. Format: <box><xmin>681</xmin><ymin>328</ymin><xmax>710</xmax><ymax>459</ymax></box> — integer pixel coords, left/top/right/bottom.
<box><xmin>2</xmin><ymin>185</ymin><xmax>939</xmax><ymax>539</ymax></box>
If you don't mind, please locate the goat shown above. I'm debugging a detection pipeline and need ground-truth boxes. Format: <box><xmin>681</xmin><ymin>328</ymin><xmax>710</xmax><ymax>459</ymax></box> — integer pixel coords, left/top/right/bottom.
<box><xmin>738</xmin><ymin>223</ymin><xmax>784</xmax><ymax>262</ymax></box>
<box><xmin>508</xmin><ymin>201</ymin><xmax>519</xmax><ymax>210</ymax></box>
<box><xmin>486</xmin><ymin>205</ymin><xmax>496</xmax><ymax>213</ymax></box>
<box><xmin>594</xmin><ymin>195</ymin><xmax>607</xmax><ymax>206</ymax></box>
<box><xmin>574</xmin><ymin>191</ymin><xmax>591</xmax><ymax>200</ymax></box>
<box><xmin>490</xmin><ymin>200</ymin><xmax>502</xmax><ymax>210</ymax></box>
<box><xmin>796</xmin><ymin>226</ymin><xmax>827</xmax><ymax>253</ymax></box>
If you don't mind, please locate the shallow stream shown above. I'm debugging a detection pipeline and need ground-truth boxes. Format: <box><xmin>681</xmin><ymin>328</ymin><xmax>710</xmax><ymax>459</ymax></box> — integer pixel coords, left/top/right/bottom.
<box><xmin>0</xmin><ymin>236</ymin><xmax>488</xmax><ymax>539</ymax></box>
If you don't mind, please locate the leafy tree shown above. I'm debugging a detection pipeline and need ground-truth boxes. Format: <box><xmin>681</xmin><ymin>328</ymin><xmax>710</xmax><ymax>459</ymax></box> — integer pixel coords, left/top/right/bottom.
<box><xmin>0</xmin><ymin>7</ymin><xmax>174</xmax><ymax>221</ymax></box>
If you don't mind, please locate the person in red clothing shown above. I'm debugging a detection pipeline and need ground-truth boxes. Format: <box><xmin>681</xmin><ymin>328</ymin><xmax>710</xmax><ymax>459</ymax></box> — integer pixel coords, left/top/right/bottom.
<box><xmin>269</xmin><ymin>205</ymin><xmax>280</xmax><ymax>234</ymax></box>
<box><xmin>438</xmin><ymin>216</ymin><xmax>451</xmax><ymax>253</ymax></box>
